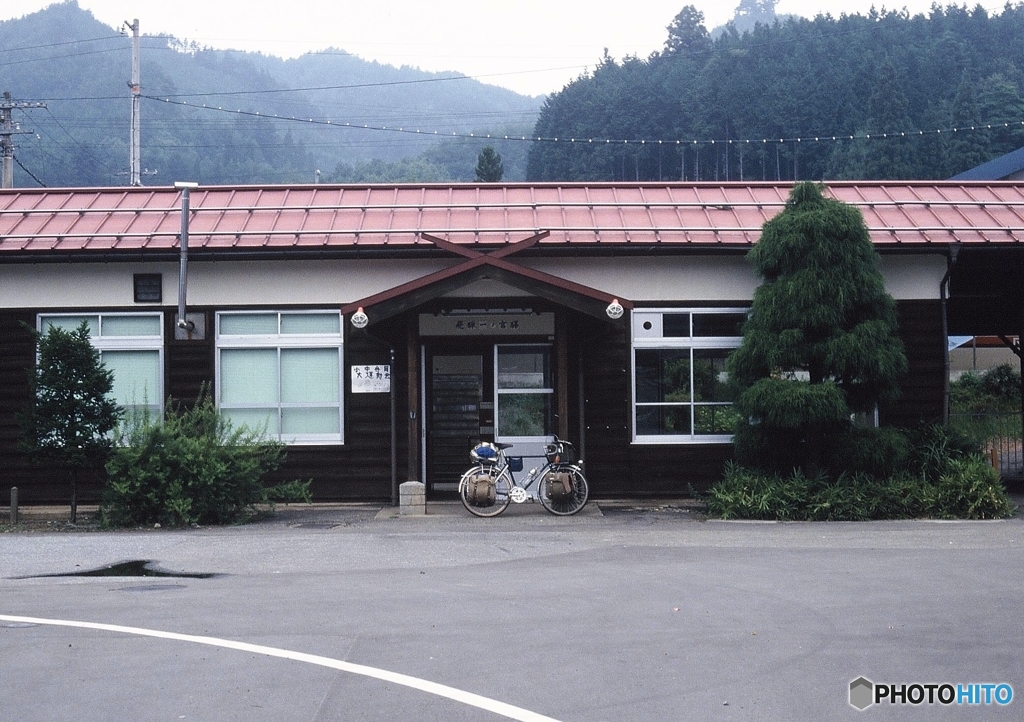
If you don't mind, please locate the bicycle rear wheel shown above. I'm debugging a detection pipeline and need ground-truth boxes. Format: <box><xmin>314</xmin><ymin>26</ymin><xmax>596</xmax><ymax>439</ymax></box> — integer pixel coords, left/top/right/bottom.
<box><xmin>458</xmin><ymin>465</ymin><xmax>512</xmax><ymax>517</ymax></box>
<box><xmin>539</xmin><ymin>466</ymin><xmax>589</xmax><ymax>516</ymax></box>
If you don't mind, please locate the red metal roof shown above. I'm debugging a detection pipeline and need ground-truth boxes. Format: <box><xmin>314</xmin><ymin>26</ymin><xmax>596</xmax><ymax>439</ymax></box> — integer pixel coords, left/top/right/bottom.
<box><xmin>2</xmin><ymin>182</ymin><xmax>1023</xmax><ymax>256</ymax></box>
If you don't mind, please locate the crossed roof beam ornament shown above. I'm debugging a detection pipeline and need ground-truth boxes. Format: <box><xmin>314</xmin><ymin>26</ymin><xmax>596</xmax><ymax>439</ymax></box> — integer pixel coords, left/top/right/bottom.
<box><xmin>340</xmin><ymin>231</ymin><xmax>632</xmax><ymax>326</ymax></box>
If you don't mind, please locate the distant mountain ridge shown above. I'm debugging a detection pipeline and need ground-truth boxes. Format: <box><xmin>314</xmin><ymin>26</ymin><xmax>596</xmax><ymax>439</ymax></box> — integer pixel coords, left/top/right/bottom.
<box><xmin>0</xmin><ymin>1</ymin><xmax>542</xmax><ymax>186</ymax></box>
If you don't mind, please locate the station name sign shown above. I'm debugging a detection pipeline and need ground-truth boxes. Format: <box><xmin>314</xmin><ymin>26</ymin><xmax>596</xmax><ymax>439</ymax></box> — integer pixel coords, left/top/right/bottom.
<box><xmin>419</xmin><ymin>312</ymin><xmax>554</xmax><ymax>337</ymax></box>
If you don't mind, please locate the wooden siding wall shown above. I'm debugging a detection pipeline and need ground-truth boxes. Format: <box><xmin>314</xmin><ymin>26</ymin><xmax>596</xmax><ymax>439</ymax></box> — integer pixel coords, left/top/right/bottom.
<box><xmin>576</xmin><ymin>299</ymin><xmax>945</xmax><ymax>497</ymax></box>
<box><xmin>166</xmin><ymin>309</ymin><xmax>408</xmax><ymax>502</ymax></box>
<box><xmin>0</xmin><ymin>308</ymin><xmax>409</xmax><ymax>504</ymax></box>
<box><xmin>573</xmin><ymin>314</ymin><xmax>734</xmax><ymax>497</ymax></box>
<box><xmin>165</xmin><ymin>310</ymin><xmax>214</xmax><ymax>407</ymax></box>
<box><xmin>883</xmin><ymin>300</ymin><xmax>945</xmax><ymax>427</ymax></box>
<box><xmin>0</xmin><ymin>299</ymin><xmax>947</xmax><ymax>504</ymax></box>
<box><xmin>0</xmin><ymin>311</ymin><xmax>105</xmax><ymax>503</ymax></box>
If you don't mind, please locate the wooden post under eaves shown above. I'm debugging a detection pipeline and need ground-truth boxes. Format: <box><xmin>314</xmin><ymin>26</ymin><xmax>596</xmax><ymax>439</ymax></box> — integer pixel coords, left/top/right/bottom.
<box><xmin>407</xmin><ymin>317</ymin><xmax>420</xmax><ymax>483</ymax></box>
<box><xmin>556</xmin><ymin>310</ymin><xmax>569</xmax><ymax>439</ymax></box>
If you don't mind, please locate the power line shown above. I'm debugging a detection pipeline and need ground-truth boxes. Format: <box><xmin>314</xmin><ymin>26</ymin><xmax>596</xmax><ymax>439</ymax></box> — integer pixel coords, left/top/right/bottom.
<box><xmin>0</xmin><ymin>33</ymin><xmax>124</xmax><ymax>55</ymax></box>
<box><xmin>13</xmin><ymin>154</ymin><xmax>46</xmax><ymax>186</ymax></box>
<box><xmin>0</xmin><ymin>46</ymin><xmax>124</xmax><ymax>68</ymax></box>
<box><xmin>140</xmin><ymin>93</ymin><xmax>1024</xmax><ymax>148</ymax></box>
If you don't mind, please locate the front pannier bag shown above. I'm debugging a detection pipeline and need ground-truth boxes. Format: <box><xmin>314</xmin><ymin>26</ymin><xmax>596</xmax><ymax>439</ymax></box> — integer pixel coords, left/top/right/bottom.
<box><xmin>544</xmin><ymin>471</ymin><xmax>574</xmax><ymax>501</ymax></box>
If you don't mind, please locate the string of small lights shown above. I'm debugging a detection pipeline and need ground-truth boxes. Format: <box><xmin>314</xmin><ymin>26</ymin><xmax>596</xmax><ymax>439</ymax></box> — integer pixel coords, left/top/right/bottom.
<box><xmin>141</xmin><ymin>94</ymin><xmax>1024</xmax><ymax>149</ymax></box>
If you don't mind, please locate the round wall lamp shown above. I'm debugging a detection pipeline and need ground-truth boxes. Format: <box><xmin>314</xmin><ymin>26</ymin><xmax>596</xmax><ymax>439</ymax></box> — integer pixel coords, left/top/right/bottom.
<box><xmin>350</xmin><ymin>307</ymin><xmax>369</xmax><ymax>329</ymax></box>
<box><xmin>605</xmin><ymin>299</ymin><xmax>624</xmax><ymax>320</ymax></box>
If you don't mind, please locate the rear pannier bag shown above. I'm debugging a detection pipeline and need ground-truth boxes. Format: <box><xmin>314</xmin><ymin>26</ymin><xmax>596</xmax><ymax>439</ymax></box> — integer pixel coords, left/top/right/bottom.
<box><xmin>466</xmin><ymin>473</ymin><xmax>496</xmax><ymax>507</ymax></box>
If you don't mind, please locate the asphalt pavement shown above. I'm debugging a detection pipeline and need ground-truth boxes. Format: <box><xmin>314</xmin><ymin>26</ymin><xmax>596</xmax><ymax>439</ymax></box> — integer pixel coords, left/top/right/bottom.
<box><xmin>2</xmin><ymin>500</ymin><xmax>1023</xmax><ymax>721</ymax></box>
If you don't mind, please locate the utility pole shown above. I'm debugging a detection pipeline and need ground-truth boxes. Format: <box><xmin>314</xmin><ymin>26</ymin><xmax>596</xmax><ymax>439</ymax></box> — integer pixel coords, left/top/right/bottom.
<box><xmin>127</xmin><ymin>18</ymin><xmax>141</xmax><ymax>186</ymax></box>
<box><xmin>1</xmin><ymin>91</ymin><xmax>45</xmax><ymax>189</ymax></box>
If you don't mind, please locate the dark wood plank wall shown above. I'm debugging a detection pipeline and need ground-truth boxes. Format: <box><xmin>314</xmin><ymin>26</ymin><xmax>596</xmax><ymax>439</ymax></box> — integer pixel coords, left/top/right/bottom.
<box><xmin>165</xmin><ymin>310</ymin><xmax>214</xmax><ymax>407</ymax></box>
<box><xmin>882</xmin><ymin>300</ymin><xmax>945</xmax><ymax>427</ymax></box>
<box><xmin>167</xmin><ymin>309</ymin><xmax>409</xmax><ymax>502</ymax></box>
<box><xmin>0</xmin><ymin>298</ymin><xmax>948</xmax><ymax>504</ymax></box>
<box><xmin>1</xmin><ymin>308</ymin><xmax>409</xmax><ymax>504</ymax></box>
<box><xmin>575</xmin><ymin>299</ymin><xmax>945</xmax><ymax>497</ymax></box>
<box><xmin>0</xmin><ymin>311</ymin><xmax>105</xmax><ymax>503</ymax></box>
<box><xmin>573</xmin><ymin>314</ymin><xmax>736</xmax><ymax>497</ymax></box>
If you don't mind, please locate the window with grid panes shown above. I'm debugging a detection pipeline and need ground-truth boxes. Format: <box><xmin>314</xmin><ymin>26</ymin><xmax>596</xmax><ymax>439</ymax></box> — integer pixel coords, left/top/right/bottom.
<box><xmin>216</xmin><ymin>311</ymin><xmax>343</xmax><ymax>444</ymax></box>
<box><xmin>632</xmin><ymin>308</ymin><xmax>747</xmax><ymax>443</ymax></box>
<box><xmin>39</xmin><ymin>313</ymin><xmax>164</xmax><ymax>421</ymax></box>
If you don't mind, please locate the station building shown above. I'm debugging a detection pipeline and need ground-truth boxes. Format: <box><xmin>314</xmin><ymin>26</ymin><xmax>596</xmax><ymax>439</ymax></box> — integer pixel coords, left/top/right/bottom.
<box><xmin>1</xmin><ymin>181</ymin><xmax>1021</xmax><ymax>502</ymax></box>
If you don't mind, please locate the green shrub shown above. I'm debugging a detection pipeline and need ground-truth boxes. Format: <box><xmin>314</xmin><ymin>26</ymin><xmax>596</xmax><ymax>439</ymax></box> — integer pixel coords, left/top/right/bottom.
<box><xmin>950</xmin><ymin>364</ymin><xmax>1021</xmax><ymax>413</ymax></box>
<box><xmin>932</xmin><ymin>456</ymin><xmax>1015</xmax><ymax>520</ymax></box>
<box><xmin>707</xmin><ymin>437</ymin><xmax>1015</xmax><ymax>521</ymax></box>
<box><xmin>827</xmin><ymin>427</ymin><xmax>911</xmax><ymax>479</ymax></box>
<box><xmin>103</xmin><ymin>396</ymin><xmax>311</xmax><ymax>527</ymax></box>
<box><xmin>705</xmin><ymin>462</ymin><xmax>819</xmax><ymax>520</ymax></box>
<box><xmin>907</xmin><ymin>424</ymin><xmax>980</xmax><ymax>479</ymax></box>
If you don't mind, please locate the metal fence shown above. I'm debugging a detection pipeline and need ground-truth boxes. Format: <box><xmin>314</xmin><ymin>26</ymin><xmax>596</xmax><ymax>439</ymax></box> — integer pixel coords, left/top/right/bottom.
<box><xmin>949</xmin><ymin>412</ymin><xmax>1024</xmax><ymax>481</ymax></box>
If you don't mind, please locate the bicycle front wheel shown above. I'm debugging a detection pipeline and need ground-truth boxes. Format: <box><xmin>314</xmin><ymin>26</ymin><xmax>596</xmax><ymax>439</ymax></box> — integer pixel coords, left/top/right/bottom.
<box><xmin>458</xmin><ymin>464</ymin><xmax>512</xmax><ymax>517</ymax></box>
<box><xmin>539</xmin><ymin>466</ymin><xmax>589</xmax><ymax>516</ymax></box>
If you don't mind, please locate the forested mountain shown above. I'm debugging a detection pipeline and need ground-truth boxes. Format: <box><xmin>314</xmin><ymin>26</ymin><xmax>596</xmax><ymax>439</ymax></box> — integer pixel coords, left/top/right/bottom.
<box><xmin>527</xmin><ymin>4</ymin><xmax>1024</xmax><ymax>182</ymax></box>
<box><xmin>0</xmin><ymin>2</ymin><xmax>541</xmax><ymax>187</ymax></box>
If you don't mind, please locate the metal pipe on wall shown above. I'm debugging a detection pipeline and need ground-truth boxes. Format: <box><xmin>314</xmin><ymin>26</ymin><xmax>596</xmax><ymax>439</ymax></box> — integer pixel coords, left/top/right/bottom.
<box><xmin>174</xmin><ymin>182</ymin><xmax>199</xmax><ymax>331</ymax></box>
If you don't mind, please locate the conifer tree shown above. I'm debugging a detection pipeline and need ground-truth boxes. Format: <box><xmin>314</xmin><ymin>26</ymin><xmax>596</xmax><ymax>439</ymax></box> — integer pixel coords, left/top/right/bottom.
<box><xmin>727</xmin><ymin>182</ymin><xmax>908</xmax><ymax>473</ymax></box>
<box><xmin>475</xmin><ymin>146</ymin><xmax>504</xmax><ymax>182</ymax></box>
<box><xmin>22</xmin><ymin>322</ymin><xmax>122</xmax><ymax>522</ymax></box>
<box><xmin>945</xmin><ymin>70</ymin><xmax>990</xmax><ymax>176</ymax></box>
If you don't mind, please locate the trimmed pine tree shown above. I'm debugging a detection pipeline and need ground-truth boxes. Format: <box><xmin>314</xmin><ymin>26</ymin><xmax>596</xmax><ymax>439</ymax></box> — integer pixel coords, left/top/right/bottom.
<box><xmin>727</xmin><ymin>182</ymin><xmax>908</xmax><ymax>474</ymax></box>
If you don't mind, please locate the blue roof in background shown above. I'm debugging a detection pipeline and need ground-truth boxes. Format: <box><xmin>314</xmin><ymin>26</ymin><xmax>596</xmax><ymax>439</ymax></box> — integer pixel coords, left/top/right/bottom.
<box><xmin>950</xmin><ymin>146</ymin><xmax>1024</xmax><ymax>180</ymax></box>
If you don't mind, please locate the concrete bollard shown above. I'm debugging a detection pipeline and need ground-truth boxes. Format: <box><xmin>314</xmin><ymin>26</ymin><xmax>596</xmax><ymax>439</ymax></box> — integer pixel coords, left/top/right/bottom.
<box><xmin>10</xmin><ymin>486</ymin><xmax>18</xmax><ymax>524</ymax></box>
<box><xmin>399</xmin><ymin>481</ymin><xmax>426</xmax><ymax>516</ymax></box>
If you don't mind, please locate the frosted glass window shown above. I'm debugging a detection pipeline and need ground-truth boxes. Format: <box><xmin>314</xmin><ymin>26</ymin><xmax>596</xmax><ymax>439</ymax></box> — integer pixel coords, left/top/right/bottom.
<box><xmin>220</xmin><ymin>313</ymin><xmax>278</xmax><ymax>335</ymax></box>
<box><xmin>220</xmin><ymin>349</ymin><xmax>277</xmax><ymax>403</ymax></box>
<box><xmin>38</xmin><ymin>313</ymin><xmax>164</xmax><ymax>419</ymax></box>
<box><xmin>222</xmin><ymin>408</ymin><xmax>279</xmax><ymax>436</ymax></box>
<box><xmin>282</xmin><ymin>408</ymin><xmax>340</xmax><ymax>435</ymax></box>
<box><xmin>42</xmin><ymin>315</ymin><xmax>99</xmax><ymax>335</ymax></box>
<box><xmin>102</xmin><ymin>315</ymin><xmax>161</xmax><ymax>337</ymax></box>
<box><xmin>281</xmin><ymin>348</ymin><xmax>339</xmax><ymax>403</ymax></box>
<box><xmin>216</xmin><ymin>311</ymin><xmax>344</xmax><ymax>444</ymax></box>
<box><xmin>103</xmin><ymin>350</ymin><xmax>160</xmax><ymax>408</ymax></box>
<box><xmin>281</xmin><ymin>313</ymin><xmax>340</xmax><ymax>334</ymax></box>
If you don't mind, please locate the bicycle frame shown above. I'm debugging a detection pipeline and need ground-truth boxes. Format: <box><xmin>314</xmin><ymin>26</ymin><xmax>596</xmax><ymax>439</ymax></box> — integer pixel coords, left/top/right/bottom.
<box><xmin>459</xmin><ymin>435</ymin><xmax>589</xmax><ymax>516</ymax></box>
<box><xmin>491</xmin><ymin>448</ymin><xmax>570</xmax><ymax>502</ymax></box>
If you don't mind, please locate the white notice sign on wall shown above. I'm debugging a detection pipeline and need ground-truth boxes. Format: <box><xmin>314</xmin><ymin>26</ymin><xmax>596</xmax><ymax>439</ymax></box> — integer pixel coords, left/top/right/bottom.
<box><xmin>351</xmin><ymin>365</ymin><xmax>391</xmax><ymax>393</ymax></box>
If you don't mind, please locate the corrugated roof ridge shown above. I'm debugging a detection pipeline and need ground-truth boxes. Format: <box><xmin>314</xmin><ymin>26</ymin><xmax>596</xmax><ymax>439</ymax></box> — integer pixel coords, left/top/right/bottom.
<box><xmin>691</xmin><ymin>186</ymin><xmax>717</xmax><ymax>243</ymax></box>
<box><xmin>936</xmin><ymin>183</ymin><xmax>976</xmax><ymax>243</ymax></box>
<box><xmin>52</xmin><ymin>189</ymin><xmax>96</xmax><ymax>251</ymax></box>
<box><xmin>579</xmin><ymin>185</ymin><xmax>593</xmax><ymax>244</ymax></box>
<box><xmin>636</xmin><ymin>185</ymin><xmax>660</xmax><ymax>243</ymax></box>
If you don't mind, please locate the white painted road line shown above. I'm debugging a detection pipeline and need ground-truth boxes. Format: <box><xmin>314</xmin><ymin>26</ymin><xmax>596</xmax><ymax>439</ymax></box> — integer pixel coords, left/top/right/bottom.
<box><xmin>0</xmin><ymin>613</ymin><xmax>562</xmax><ymax>722</ymax></box>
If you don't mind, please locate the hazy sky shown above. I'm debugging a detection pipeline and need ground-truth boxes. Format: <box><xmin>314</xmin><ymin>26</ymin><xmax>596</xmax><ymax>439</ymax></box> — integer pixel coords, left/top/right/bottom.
<box><xmin>1</xmin><ymin>0</ymin><xmax>1005</xmax><ymax>96</ymax></box>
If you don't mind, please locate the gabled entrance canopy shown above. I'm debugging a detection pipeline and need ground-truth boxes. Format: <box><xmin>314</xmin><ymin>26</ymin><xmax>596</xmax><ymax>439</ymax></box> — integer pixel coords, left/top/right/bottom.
<box><xmin>339</xmin><ymin>231</ymin><xmax>633</xmax><ymax>325</ymax></box>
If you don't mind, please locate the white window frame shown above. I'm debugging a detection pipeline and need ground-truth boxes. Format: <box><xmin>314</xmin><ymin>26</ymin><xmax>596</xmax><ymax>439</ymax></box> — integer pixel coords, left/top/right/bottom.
<box><xmin>37</xmin><ymin>312</ymin><xmax>164</xmax><ymax>420</ymax></box>
<box><xmin>631</xmin><ymin>307</ymin><xmax>746</xmax><ymax>444</ymax></box>
<box><xmin>494</xmin><ymin>343</ymin><xmax>554</xmax><ymax>445</ymax></box>
<box><xmin>215</xmin><ymin>310</ymin><xmax>344</xmax><ymax>445</ymax></box>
